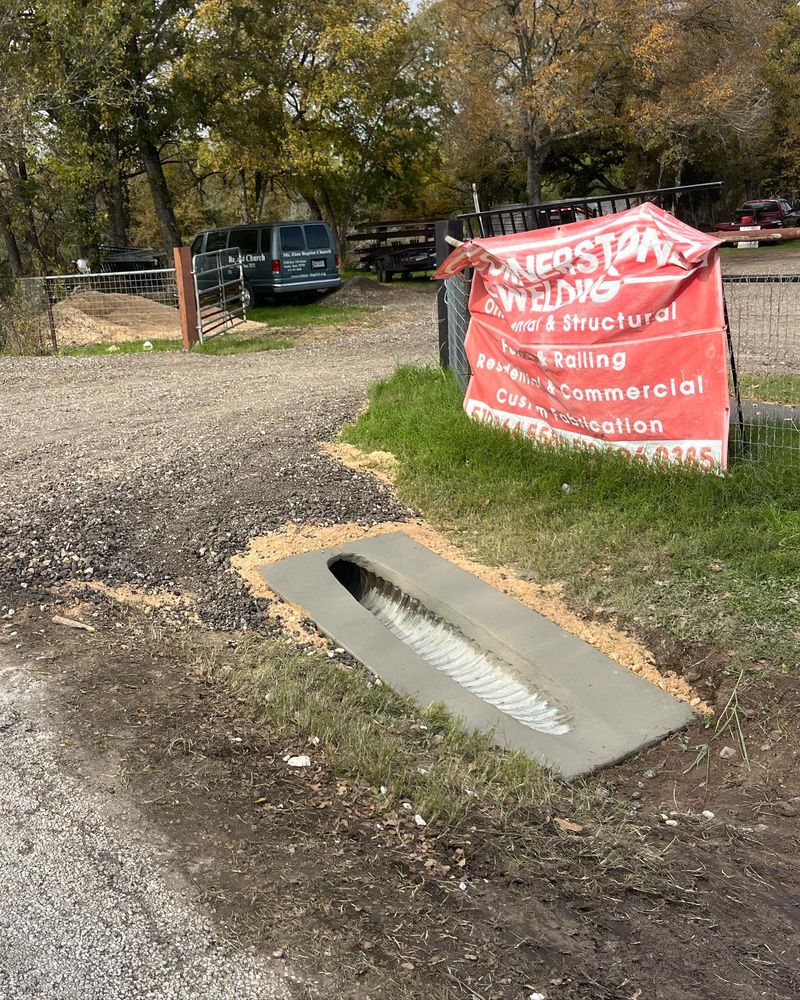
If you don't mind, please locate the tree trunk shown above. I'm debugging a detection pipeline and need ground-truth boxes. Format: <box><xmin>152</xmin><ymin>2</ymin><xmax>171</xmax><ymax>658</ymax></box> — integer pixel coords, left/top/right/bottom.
<box><xmin>238</xmin><ymin>168</ymin><xmax>251</xmax><ymax>223</ymax></box>
<box><xmin>525</xmin><ymin>142</ymin><xmax>543</xmax><ymax>205</ymax></box>
<box><xmin>320</xmin><ymin>186</ymin><xmax>343</xmax><ymax>255</ymax></box>
<box><xmin>0</xmin><ymin>207</ymin><xmax>23</xmax><ymax>276</ymax></box>
<box><xmin>106</xmin><ymin>179</ymin><xmax>128</xmax><ymax>245</ymax></box>
<box><xmin>254</xmin><ymin>172</ymin><xmax>267</xmax><ymax>220</ymax></box>
<box><xmin>140</xmin><ymin>139</ymin><xmax>182</xmax><ymax>248</ymax></box>
<box><xmin>304</xmin><ymin>193</ymin><xmax>323</xmax><ymax>219</ymax></box>
<box><xmin>2</xmin><ymin>157</ymin><xmax>46</xmax><ymax>266</ymax></box>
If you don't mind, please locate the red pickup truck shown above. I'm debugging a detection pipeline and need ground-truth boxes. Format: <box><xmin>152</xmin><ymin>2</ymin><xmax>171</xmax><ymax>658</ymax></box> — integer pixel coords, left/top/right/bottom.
<box><xmin>716</xmin><ymin>199</ymin><xmax>797</xmax><ymax>231</ymax></box>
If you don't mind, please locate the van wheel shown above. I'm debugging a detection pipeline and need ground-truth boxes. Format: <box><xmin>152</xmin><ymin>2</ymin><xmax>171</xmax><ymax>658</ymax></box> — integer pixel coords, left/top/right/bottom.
<box><xmin>241</xmin><ymin>282</ymin><xmax>254</xmax><ymax>310</ymax></box>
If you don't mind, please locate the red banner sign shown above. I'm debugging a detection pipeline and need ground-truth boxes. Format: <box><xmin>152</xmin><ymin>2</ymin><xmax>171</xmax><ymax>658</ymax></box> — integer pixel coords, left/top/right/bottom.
<box><xmin>435</xmin><ymin>204</ymin><xmax>730</xmax><ymax>470</ymax></box>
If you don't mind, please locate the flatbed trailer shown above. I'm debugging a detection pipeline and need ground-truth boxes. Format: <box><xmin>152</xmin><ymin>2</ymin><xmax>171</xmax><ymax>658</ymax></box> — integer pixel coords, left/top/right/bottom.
<box><xmin>346</xmin><ymin>218</ymin><xmax>438</xmax><ymax>281</ymax></box>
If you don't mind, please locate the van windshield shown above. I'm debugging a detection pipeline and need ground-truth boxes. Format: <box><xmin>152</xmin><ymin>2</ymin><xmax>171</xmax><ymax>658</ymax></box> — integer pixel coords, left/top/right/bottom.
<box><xmin>280</xmin><ymin>226</ymin><xmax>305</xmax><ymax>252</ymax></box>
<box><xmin>305</xmin><ymin>224</ymin><xmax>330</xmax><ymax>250</ymax></box>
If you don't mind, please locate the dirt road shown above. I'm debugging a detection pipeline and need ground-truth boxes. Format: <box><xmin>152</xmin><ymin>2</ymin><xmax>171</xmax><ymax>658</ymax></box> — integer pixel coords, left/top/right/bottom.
<box><xmin>0</xmin><ymin>308</ymin><xmax>431</xmax><ymax>626</ymax></box>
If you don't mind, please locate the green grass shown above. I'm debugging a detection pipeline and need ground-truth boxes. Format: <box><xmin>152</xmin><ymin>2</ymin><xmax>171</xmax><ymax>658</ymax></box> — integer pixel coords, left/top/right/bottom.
<box><xmin>737</xmin><ymin>372</ymin><xmax>800</xmax><ymax>404</ymax></box>
<box><xmin>59</xmin><ymin>333</ymin><xmax>293</xmax><ymax>358</ymax></box>
<box><xmin>59</xmin><ymin>337</ymin><xmax>180</xmax><ymax>357</ymax></box>
<box><xmin>720</xmin><ymin>238</ymin><xmax>800</xmax><ymax>254</ymax></box>
<box><xmin>341</xmin><ymin>366</ymin><xmax>800</xmax><ymax>671</ymax></box>
<box><xmin>247</xmin><ymin>303</ymin><xmax>375</xmax><ymax>327</ymax></box>
<box><xmin>194</xmin><ymin>334</ymin><xmax>293</xmax><ymax>355</ymax></box>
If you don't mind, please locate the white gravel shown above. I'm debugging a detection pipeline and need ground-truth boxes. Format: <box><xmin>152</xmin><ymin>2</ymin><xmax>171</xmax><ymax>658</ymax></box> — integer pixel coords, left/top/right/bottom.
<box><xmin>0</xmin><ymin>650</ymin><xmax>298</xmax><ymax>999</ymax></box>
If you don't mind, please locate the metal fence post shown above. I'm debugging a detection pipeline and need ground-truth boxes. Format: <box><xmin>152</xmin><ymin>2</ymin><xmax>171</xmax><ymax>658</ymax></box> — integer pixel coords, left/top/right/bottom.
<box><xmin>435</xmin><ymin>219</ymin><xmax>463</xmax><ymax>369</ymax></box>
<box><xmin>174</xmin><ymin>246</ymin><xmax>199</xmax><ymax>350</ymax></box>
<box><xmin>42</xmin><ymin>277</ymin><xmax>58</xmax><ymax>354</ymax></box>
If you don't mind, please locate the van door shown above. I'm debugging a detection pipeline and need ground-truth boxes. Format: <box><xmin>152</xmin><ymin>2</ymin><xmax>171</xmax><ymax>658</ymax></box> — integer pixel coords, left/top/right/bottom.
<box><xmin>278</xmin><ymin>225</ymin><xmax>309</xmax><ymax>279</ymax></box>
<box><xmin>304</xmin><ymin>223</ymin><xmax>335</xmax><ymax>275</ymax></box>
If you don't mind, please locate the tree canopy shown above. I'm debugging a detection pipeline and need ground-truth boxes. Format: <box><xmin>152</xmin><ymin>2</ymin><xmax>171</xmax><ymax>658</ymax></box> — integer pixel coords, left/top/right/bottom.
<box><xmin>0</xmin><ymin>0</ymin><xmax>794</xmax><ymax>273</ymax></box>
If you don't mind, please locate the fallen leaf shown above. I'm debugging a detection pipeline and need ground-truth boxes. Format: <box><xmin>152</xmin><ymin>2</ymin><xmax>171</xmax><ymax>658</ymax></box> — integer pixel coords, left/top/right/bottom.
<box><xmin>554</xmin><ymin>817</ymin><xmax>584</xmax><ymax>834</ymax></box>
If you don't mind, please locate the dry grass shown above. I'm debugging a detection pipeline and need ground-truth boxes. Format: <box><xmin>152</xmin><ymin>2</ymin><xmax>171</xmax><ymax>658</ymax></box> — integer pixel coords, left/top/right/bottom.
<box><xmin>204</xmin><ymin>632</ymin><xmax>682</xmax><ymax>901</ymax></box>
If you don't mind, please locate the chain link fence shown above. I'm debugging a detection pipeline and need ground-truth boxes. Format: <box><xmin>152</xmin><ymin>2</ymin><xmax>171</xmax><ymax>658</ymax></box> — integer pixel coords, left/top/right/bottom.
<box><xmin>440</xmin><ymin>270</ymin><xmax>800</xmax><ymax>467</ymax></box>
<box><xmin>444</xmin><ymin>275</ymin><xmax>471</xmax><ymax>392</ymax></box>
<box><xmin>724</xmin><ymin>274</ymin><xmax>800</xmax><ymax>462</ymax></box>
<box><xmin>0</xmin><ymin>268</ymin><xmax>180</xmax><ymax>354</ymax></box>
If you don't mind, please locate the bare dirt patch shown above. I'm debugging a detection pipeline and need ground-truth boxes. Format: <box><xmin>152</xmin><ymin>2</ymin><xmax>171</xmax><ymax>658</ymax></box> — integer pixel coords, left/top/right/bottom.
<box><xmin>323</xmin><ymin>275</ymin><xmax>436</xmax><ymax>309</ymax></box>
<box><xmin>319</xmin><ymin>441</ymin><xmax>399</xmax><ymax>484</ymax></box>
<box><xmin>6</xmin><ymin>595</ymin><xmax>799</xmax><ymax>1000</ymax></box>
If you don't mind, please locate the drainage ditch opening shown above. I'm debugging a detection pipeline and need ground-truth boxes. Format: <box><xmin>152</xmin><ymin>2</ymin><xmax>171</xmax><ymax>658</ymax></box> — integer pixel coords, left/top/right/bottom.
<box><xmin>330</xmin><ymin>557</ymin><xmax>570</xmax><ymax>736</ymax></box>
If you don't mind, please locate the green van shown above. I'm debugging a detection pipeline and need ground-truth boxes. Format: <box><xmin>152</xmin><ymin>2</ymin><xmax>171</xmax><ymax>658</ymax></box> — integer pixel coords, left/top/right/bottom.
<box><xmin>190</xmin><ymin>221</ymin><xmax>341</xmax><ymax>306</ymax></box>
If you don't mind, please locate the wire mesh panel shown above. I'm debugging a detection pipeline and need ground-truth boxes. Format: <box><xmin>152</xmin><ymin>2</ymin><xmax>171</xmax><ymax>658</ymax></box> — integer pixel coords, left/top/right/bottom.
<box><xmin>192</xmin><ymin>247</ymin><xmax>247</xmax><ymax>344</ymax></box>
<box><xmin>15</xmin><ymin>268</ymin><xmax>179</xmax><ymax>353</ymax></box>
<box><xmin>0</xmin><ymin>278</ymin><xmax>51</xmax><ymax>354</ymax></box>
<box><xmin>723</xmin><ymin>274</ymin><xmax>800</xmax><ymax>464</ymax></box>
<box><xmin>444</xmin><ymin>274</ymin><xmax>472</xmax><ymax>392</ymax></box>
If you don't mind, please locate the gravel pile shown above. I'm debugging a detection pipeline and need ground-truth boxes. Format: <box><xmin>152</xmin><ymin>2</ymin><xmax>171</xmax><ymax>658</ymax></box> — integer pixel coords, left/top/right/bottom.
<box><xmin>0</xmin><ymin>310</ymin><xmax>435</xmax><ymax>629</ymax></box>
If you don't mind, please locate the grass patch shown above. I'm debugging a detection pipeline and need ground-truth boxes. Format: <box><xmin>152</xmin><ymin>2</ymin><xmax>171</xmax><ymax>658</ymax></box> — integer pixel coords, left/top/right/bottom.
<box><xmin>737</xmin><ymin>372</ymin><xmax>800</xmax><ymax>404</ymax></box>
<box><xmin>59</xmin><ymin>333</ymin><xmax>294</xmax><ymax>358</ymax></box>
<box><xmin>60</xmin><ymin>338</ymin><xmax>182</xmax><ymax>357</ymax></box>
<box><xmin>341</xmin><ymin>366</ymin><xmax>800</xmax><ymax>671</ymax></box>
<box><xmin>248</xmin><ymin>303</ymin><xmax>375</xmax><ymax>327</ymax></box>
<box><xmin>721</xmin><ymin>238</ymin><xmax>800</xmax><ymax>254</ymax></box>
<box><xmin>210</xmin><ymin>632</ymin><xmax>674</xmax><ymax>895</ymax></box>
<box><xmin>194</xmin><ymin>334</ymin><xmax>293</xmax><ymax>356</ymax></box>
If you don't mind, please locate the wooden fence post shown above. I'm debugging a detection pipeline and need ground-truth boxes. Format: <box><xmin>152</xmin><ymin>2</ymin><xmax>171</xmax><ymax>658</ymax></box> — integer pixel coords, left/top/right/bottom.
<box><xmin>174</xmin><ymin>247</ymin><xmax>199</xmax><ymax>350</ymax></box>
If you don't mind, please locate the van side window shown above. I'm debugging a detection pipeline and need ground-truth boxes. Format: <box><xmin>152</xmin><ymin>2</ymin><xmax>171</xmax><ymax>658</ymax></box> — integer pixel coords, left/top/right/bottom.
<box><xmin>205</xmin><ymin>230</ymin><xmax>227</xmax><ymax>252</ymax></box>
<box><xmin>231</xmin><ymin>228</ymin><xmax>259</xmax><ymax>254</ymax></box>
<box><xmin>280</xmin><ymin>226</ymin><xmax>305</xmax><ymax>252</ymax></box>
<box><xmin>190</xmin><ymin>235</ymin><xmax>204</xmax><ymax>255</ymax></box>
<box><xmin>305</xmin><ymin>224</ymin><xmax>330</xmax><ymax>250</ymax></box>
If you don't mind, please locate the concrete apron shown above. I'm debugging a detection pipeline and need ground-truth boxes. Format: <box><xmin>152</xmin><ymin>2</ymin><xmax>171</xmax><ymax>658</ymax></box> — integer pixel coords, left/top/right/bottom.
<box><xmin>260</xmin><ymin>532</ymin><xmax>695</xmax><ymax>779</ymax></box>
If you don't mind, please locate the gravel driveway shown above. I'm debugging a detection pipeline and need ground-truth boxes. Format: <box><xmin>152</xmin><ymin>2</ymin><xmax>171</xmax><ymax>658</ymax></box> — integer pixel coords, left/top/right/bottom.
<box><xmin>0</xmin><ymin>303</ymin><xmax>435</xmax><ymax>998</ymax></box>
<box><xmin>0</xmin><ymin>310</ymin><xmax>434</xmax><ymax>626</ymax></box>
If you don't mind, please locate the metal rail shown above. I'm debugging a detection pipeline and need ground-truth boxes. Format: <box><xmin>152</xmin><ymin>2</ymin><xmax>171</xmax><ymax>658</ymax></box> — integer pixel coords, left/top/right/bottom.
<box><xmin>191</xmin><ymin>247</ymin><xmax>247</xmax><ymax>344</ymax></box>
<box><xmin>458</xmin><ymin>182</ymin><xmax>725</xmax><ymax>239</ymax></box>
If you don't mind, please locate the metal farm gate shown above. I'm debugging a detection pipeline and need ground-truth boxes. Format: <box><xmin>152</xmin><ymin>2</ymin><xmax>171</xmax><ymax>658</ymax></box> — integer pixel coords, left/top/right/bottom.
<box><xmin>191</xmin><ymin>247</ymin><xmax>248</xmax><ymax>343</ymax></box>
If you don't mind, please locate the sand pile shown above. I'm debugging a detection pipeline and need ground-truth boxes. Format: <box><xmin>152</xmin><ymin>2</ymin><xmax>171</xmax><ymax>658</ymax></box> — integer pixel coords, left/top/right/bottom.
<box><xmin>50</xmin><ymin>290</ymin><xmax>182</xmax><ymax>346</ymax></box>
